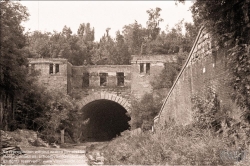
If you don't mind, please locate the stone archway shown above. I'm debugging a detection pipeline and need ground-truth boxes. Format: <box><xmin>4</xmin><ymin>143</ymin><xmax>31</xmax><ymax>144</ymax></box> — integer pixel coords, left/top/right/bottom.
<box><xmin>76</xmin><ymin>92</ymin><xmax>131</xmax><ymax>141</ymax></box>
<box><xmin>76</xmin><ymin>92</ymin><xmax>131</xmax><ymax>113</ymax></box>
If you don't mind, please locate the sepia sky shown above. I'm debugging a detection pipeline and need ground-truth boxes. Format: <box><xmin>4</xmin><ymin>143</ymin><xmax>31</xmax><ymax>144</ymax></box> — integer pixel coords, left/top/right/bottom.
<box><xmin>20</xmin><ymin>1</ymin><xmax>194</xmax><ymax>41</ymax></box>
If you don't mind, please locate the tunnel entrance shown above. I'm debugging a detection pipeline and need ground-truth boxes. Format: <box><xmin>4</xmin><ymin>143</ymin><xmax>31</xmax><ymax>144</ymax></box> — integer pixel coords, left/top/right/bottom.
<box><xmin>80</xmin><ymin>99</ymin><xmax>130</xmax><ymax>142</ymax></box>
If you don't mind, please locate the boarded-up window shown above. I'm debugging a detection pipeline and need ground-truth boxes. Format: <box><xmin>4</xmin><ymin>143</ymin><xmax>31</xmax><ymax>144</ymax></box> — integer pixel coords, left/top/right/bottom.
<box><xmin>31</xmin><ymin>64</ymin><xmax>35</xmax><ymax>73</ymax></box>
<box><xmin>140</xmin><ymin>63</ymin><xmax>144</xmax><ymax>73</ymax></box>
<box><xmin>82</xmin><ymin>73</ymin><xmax>89</xmax><ymax>88</ymax></box>
<box><xmin>49</xmin><ymin>64</ymin><xmax>53</xmax><ymax>74</ymax></box>
<box><xmin>100</xmin><ymin>73</ymin><xmax>108</xmax><ymax>86</ymax></box>
<box><xmin>117</xmin><ymin>72</ymin><xmax>124</xmax><ymax>86</ymax></box>
<box><xmin>146</xmin><ymin>63</ymin><xmax>150</xmax><ymax>74</ymax></box>
<box><xmin>55</xmin><ymin>64</ymin><xmax>59</xmax><ymax>73</ymax></box>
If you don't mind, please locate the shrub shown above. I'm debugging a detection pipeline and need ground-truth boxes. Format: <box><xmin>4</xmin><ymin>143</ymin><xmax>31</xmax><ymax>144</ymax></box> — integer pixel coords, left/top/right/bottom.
<box><xmin>192</xmin><ymin>87</ymin><xmax>250</xmax><ymax>149</ymax></box>
<box><xmin>102</xmin><ymin>123</ymin><xmax>242</xmax><ymax>165</ymax></box>
<box><xmin>191</xmin><ymin>87</ymin><xmax>220</xmax><ymax>131</ymax></box>
<box><xmin>103</xmin><ymin>87</ymin><xmax>250</xmax><ymax>165</ymax></box>
<box><xmin>130</xmin><ymin>93</ymin><xmax>162</xmax><ymax>130</ymax></box>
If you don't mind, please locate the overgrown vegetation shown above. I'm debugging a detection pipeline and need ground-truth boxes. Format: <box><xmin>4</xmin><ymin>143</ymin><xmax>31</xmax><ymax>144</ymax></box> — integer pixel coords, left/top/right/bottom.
<box><xmin>1</xmin><ymin>1</ymin><xmax>249</xmax><ymax>164</ymax></box>
<box><xmin>14</xmin><ymin>85</ymin><xmax>82</xmax><ymax>144</ymax></box>
<box><xmin>23</xmin><ymin>6</ymin><xmax>195</xmax><ymax>65</ymax></box>
<box><xmin>0</xmin><ymin>1</ymin><xmax>195</xmax><ymax>141</ymax></box>
<box><xmin>103</xmin><ymin>123</ymin><xmax>250</xmax><ymax>165</ymax></box>
<box><xmin>190</xmin><ymin>0</ymin><xmax>250</xmax><ymax>114</ymax></box>
<box><xmin>151</xmin><ymin>57</ymin><xmax>184</xmax><ymax>90</ymax></box>
<box><xmin>130</xmin><ymin>93</ymin><xmax>162</xmax><ymax>130</ymax></box>
<box><xmin>102</xmin><ymin>89</ymin><xmax>250</xmax><ymax>165</ymax></box>
<box><xmin>101</xmin><ymin>1</ymin><xmax>250</xmax><ymax>165</ymax></box>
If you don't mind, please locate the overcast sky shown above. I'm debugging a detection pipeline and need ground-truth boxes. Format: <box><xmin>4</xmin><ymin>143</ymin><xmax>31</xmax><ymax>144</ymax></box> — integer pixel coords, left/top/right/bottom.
<box><xmin>20</xmin><ymin>1</ymin><xmax>194</xmax><ymax>41</ymax></box>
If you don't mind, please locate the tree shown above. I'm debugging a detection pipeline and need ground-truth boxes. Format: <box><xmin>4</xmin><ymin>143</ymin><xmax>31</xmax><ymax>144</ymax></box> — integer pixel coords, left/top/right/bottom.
<box><xmin>146</xmin><ymin>7</ymin><xmax>164</xmax><ymax>40</ymax></box>
<box><xmin>130</xmin><ymin>93</ymin><xmax>162</xmax><ymax>130</ymax></box>
<box><xmin>143</xmin><ymin>19</ymin><xmax>197</xmax><ymax>57</ymax></box>
<box><xmin>123</xmin><ymin>20</ymin><xmax>147</xmax><ymax>55</ymax></box>
<box><xmin>0</xmin><ymin>1</ymin><xmax>30</xmax><ymax>130</ymax></box>
<box><xmin>38</xmin><ymin>89</ymin><xmax>77</xmax><ymax>143</ymax></box>
<box><xmin>27</xmin><ymin>31</ymin><xmax>51</xmax><ymax>58</ymax></box>
<box><xmin>78</xmin><ymin>23</ymin><xmax>94</xmax><ymax>42</ymax></box>
<box><xmin>151</xmin><ymin>62</ymin><xmax>181</xmax><ymax>90</ymax></box>
<box><xmin>76</xmin><ymin>23</ymin><xmax>95</xmax><ymax>65</ymax></box>
<box><xmin>62</xmin><ymin>25</ymin><xmax>72</xmax><ymax>39</ymax></box>
<box><xmin>111</xmin><ymin>31</ymin><xmax>130</xmax><ymax>65</ymax></box>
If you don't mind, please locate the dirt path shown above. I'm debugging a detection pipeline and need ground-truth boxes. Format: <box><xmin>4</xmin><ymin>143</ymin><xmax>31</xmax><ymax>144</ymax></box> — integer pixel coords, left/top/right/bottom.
<box><xmin>1</xmin><ymin>146</ymin><xmax>88</xmax><ymax>165</ymax></box>
<box><xmin>1</xmin><ymin>141</ymin><xmax>111</xmax><ymax>165</ymax></box>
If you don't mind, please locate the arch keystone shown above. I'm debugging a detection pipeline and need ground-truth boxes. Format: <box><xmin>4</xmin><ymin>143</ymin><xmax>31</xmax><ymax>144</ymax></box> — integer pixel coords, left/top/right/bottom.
<box><xmin>94</xmin><ymin>93</ymin><xmax>101</xmax><ymax>100</ymax></box>
<box><xmin>100</xmin><ymin>92</ymin><xmax>106</xmax><ymax>99</ymax></box>
<box><xmin>104</xmin><ymin>93</ymin><xmax>110</xmax><ymax>100</ymax></box>
<box><xmin>108</xmin><ymin>94</ymin><xmax>113</xmax><ymax>100</ymax></box>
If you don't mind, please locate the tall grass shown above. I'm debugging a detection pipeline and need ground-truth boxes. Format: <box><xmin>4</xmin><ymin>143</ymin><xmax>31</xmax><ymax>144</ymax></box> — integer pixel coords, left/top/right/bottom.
<box><xmin>102</xmin><ymin>124</ymin><xmax>249</xmax><ymax>165</ymax></box>
<box><xmin>102</xmin><ymin>90</ymin><xmax>250</xmax><ymax>165</ymax></box>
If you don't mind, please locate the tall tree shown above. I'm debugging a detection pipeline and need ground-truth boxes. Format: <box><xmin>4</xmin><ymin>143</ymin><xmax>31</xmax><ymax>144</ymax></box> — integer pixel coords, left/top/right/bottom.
<box><xmin>109</xmin><ymin>31</ymin><xmax>130</xmax><ymax>65</ymax></box>
<box><xmin>27</xmin><ymin>31</ymin><xmax>51</xmax><ymax>58</ymax></box>
<box><xmin>62</xmin><ymin>25</ymin><xmax>72</xmax><ymax>39</ymax></box>
<box><xmin>123</xmin><ymin>20</ymin><xmax>147</xmax><ymax>55</ymax></box>
<box><xmin>146</xmin><ymin>7</ymin><xmax>164</xmax><ymax>41</ymax></box>
<box><xmin>0</xmin><ymin>1</ymin><xmax>30</xmax><ymax>130</ymax></box>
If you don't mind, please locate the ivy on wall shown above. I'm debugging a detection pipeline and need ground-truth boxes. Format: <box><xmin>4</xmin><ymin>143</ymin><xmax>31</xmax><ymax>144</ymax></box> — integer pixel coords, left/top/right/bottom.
<box><xmin>190</xmin><ymin>0</ymin><xmax>250</xmax><ymax>113</ymax></box>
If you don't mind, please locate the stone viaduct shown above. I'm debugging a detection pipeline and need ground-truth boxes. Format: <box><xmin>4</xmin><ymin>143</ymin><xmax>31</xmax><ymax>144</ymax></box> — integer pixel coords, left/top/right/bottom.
<box><xmin>28</xmin><ymin>26</ymin><xmax>233</xmax><ymax>139</ymax></box>
<box><xmin>28</xmin><ymin>55</ymin><xmax>176</xmax><ymax>140</ymax></box>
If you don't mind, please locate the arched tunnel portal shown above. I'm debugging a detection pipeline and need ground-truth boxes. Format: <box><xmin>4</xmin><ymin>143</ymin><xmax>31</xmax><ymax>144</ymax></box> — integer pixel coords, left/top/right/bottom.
<box><xmin>79</xmin><ymin>98</ymin><xmax>131</xmax><ymax>142</ymax></box>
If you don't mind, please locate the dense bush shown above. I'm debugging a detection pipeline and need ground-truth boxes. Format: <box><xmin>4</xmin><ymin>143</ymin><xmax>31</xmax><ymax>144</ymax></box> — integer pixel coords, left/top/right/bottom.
<box><xmin>103</xmin><ymin>85</ymin><xmax>250</xmax><ymax>165</ymax></box>
<box><xmin>102</xmin><ymin>123</ymin><xmax>250</xmax><ymax>165</ymax></box>
<box><xmin>130</xmin><ymin>93</ymin><xmax>162</xmax><ymax>130</ymax></box>
<box><xmin>188</xmin><ymin>0</ymin><xmax>250</xmax><ymax>113</ymax></box>
<box><xmin>192</xmin><ymin>87</ymin><xmax>250</xmax><ymax>149</ymax></box>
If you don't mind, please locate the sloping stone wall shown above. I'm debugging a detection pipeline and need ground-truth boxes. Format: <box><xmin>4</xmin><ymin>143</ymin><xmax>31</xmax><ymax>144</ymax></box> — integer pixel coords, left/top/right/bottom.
<box><xmin>154</xmin><ymin>27</ymin><xmax>232</xmax><ymax>127</ymax></box>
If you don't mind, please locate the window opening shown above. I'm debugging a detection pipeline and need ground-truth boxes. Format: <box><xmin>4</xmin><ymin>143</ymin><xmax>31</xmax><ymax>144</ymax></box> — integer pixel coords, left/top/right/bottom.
<box><xmin>117</xmin><ymin>72</ymin><xmax>124</xmax><ymax>86</ymax></box>
<box><xmin>82</xmin><ymin>72</ymin><xmax>89</xmax><ymax>88</ymax></box>
<box><xmin>146</xmin><ymin>63</ymin><xmax>150</xmax><ymax>74</ymax></box>
<box><xmin>140</xmin><ymin>63</ymin><xmax>144</xmax><ymax>73</ymax></box>
<box><xmin>49</xmin><ymin>64</ymin><xmax>53</xmax><ymax>74</ymax></box>
<box><xmin>55</xmin><ymin>64</ymin><xmax>59</xmax><ymax>73</ymax></box>
<box><xmin>100</xmin><ymin>73</ymin><xmax>108</xmax><ymax>86</ymax></box>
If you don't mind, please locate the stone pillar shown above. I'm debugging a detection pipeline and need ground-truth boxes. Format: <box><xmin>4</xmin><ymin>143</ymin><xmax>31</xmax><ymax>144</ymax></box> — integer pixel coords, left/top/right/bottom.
<box><xmin>61</xmin><ymin>129</ymin><xmax>64</xmax><ymax>144</ymax></box>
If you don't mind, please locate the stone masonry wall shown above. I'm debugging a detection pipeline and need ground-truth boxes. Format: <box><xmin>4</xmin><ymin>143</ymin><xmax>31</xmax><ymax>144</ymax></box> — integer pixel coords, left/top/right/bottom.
<box><xmin>154</xmin><ymin>27</ymin><xmax>232</xmax><ymax>127</ymax></box>
<box><xmin>70</xmin><ymin>65</ymin><xmax>131</xmax><ymax>103</ymax></box>
<box><xmin>28</xmin><ymin>55</ymin><xmax>179</xmax><ymax>112</ymax></box>
<box><xmin>131</xmin><ymin>55</ymin><xmax>177</xmax><ymax>99</ymax></box>
<box><xmin>28</xmin><ymin>58</ymin><xmax>70</xmax><ymax>94</ymax></box>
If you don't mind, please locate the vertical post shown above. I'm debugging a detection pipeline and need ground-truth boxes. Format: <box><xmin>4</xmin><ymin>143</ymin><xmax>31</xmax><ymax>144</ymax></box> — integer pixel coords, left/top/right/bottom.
<box><xmin>61</xmin><ymin>129</ymin><xmax>64</xmax><ymax>144</ymax></box>
<box><xmin>144</xmin><ymin>63</ymin><xmax>146</xmax><ymax>73</ymax></box>
<box><xmin>28</xmin><ymin>64</ymin><xmax>31</xmax><ymax>74</ymax></box>
<box><xmin>53</xmin><ymin>64</ymin><xmax>56</xmax><ymax>74</ymax></box>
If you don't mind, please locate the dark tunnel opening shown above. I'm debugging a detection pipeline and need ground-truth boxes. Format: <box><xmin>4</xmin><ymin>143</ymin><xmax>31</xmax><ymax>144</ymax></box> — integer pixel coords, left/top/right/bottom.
<box><xmin>80</xmin><ymin>99</ymin><xmax>131</xmax><ymax>142</ymax></box>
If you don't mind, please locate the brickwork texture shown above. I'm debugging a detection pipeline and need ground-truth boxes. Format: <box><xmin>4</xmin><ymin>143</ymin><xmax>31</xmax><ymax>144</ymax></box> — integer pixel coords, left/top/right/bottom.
<box><xmin>154</xmin><ymin>27</ymin><xmax>232</xmax><ymax>127</ymax></box>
